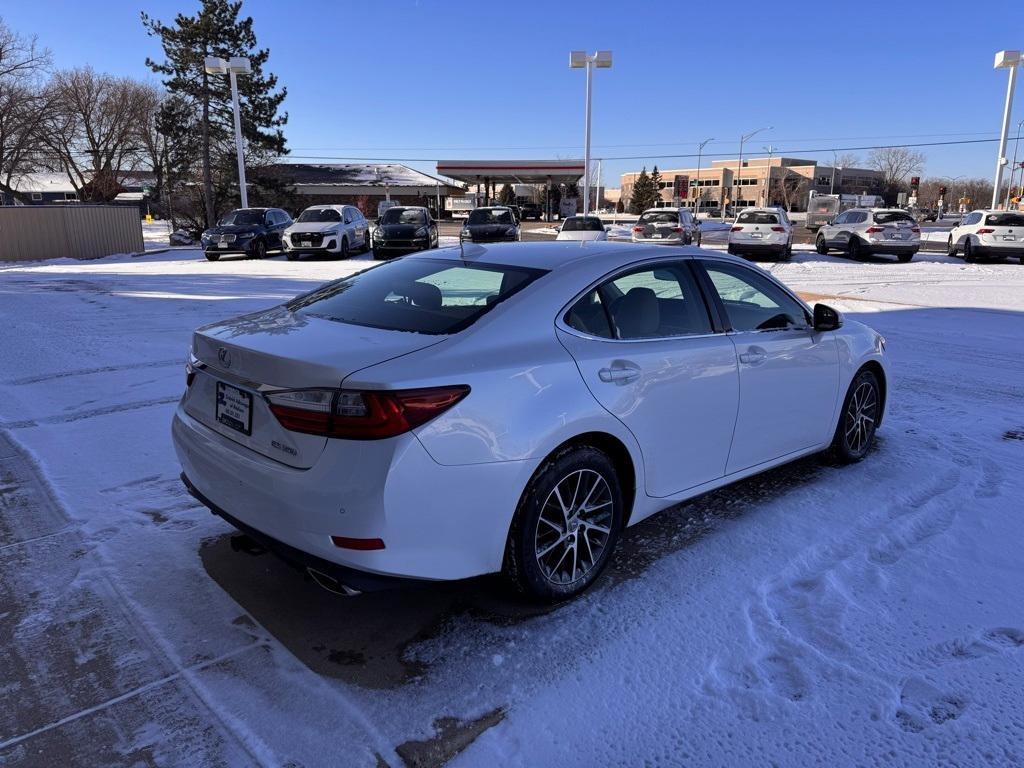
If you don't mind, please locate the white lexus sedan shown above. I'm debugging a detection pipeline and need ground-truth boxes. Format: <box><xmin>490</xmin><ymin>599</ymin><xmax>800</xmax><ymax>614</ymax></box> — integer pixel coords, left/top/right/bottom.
<box><xmin>556</xmin><ymin>215</ymin><xmax>609</xmax><ymax>241</ymax></box>
<box><xmin>173</xmin><ymin>243</ymin><xmax>888</xmax><ymax>602</ymax></box>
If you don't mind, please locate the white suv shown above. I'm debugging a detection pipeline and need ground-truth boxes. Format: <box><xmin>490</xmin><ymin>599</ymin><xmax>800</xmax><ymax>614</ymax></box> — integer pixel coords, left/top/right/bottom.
<box><xmin>946</xmin><ymin>209</ymin><xmax>1024</xmax><ymax>262</ymax></box>
<box><xmin>727</xmin><ymin>207</ymin><xmax>793</xmax><ymax>260</ymax></box>
<box><xmin>815</xmin><ymin>208</ymin><xmax>920</xmax><ymax>262</ymax></box>
<box><xmin>631</xmin><ymin>207</ymin><xmax>699</xmax><ymax>245</ymax></box>
<box><xmin>284</xmin><ymin>205</ymin><xmax>371</xmax><ymax>260</ymax></box>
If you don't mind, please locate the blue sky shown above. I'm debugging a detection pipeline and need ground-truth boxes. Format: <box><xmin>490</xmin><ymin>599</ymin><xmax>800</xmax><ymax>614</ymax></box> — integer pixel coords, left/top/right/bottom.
<box><xmin>3</xmin><ymin>0</ymin><xmax>1021</xmax><ymax>187</ymax></box>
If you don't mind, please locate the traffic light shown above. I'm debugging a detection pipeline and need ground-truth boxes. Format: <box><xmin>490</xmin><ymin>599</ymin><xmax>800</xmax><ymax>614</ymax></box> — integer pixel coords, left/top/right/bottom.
<box><xmin>910</xmin><ymin>176</ymin><xmax>920</xmax><ymax>187</ymax></box>
<box><xmin>938</xmin><ymin>185</ymin><xmax>947</xmax><ymax>196</ymax></box>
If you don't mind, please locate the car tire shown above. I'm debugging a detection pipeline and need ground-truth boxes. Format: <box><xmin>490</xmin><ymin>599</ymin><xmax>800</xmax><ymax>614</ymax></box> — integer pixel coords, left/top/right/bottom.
<box><xmin>847</xmin><ymin>236</ymin><xmax>864</xmax><ymax>260</ymax></box>
<box><xmin>815</xmin><ymin>235</ymin><xmax>828</xmax><ymax>255</ymax></box>
<box><xmin>962</xmin><ymin>238</ymin><xmax>975</xmax><ymax>263</ymax></box>
<box><xmin>205</xmin><ymin>252</ymin><xmax>220</xmax><ymax>262</ymax></box>
<box><xmin>502</xmin><ymin>445</ymin><xmax>624</xmax><ymax>603</ymax></box>
<box><xmin>826</xmin><ymin>368</ymin><xmax>881</xmax><ymax>464</ymax></box>
<box><xmin>946</xmin><ymin>236</ymin><xmax>958</xmax><ymax>257</ymax></box>
<box><xmin>897</xmin><ymin>252</ymin><xmax>914</xmax><ymax>263</ymax></box>
<box><xmin>338</xmin><ymin>237</ymin><xmax>349</xmax><ymax>260</ymax></box>
<box><xmin>250</xmin><ymin>239</ymin><xmax>266</xmax><ymax>260</ymax></box>
<box><xmin>782</xmin><ymin>241</ymin><xmax>792</xmax><ymax>260</ymax></box>
<box><xmin>285</xmin><ymin>252</ymin><xmax>299</xmax><ymax>262</ymax></box>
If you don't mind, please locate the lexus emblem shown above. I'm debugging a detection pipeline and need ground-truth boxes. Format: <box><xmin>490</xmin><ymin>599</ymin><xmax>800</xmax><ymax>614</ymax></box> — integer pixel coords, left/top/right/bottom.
<box><xmin>217</xmin><ymin>347</ymin><xmax>232</xmax><ymax>368</ymax></box>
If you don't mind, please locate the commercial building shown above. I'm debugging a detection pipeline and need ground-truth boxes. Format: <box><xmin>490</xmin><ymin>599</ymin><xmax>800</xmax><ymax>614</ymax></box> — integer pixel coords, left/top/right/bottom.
<box><xmin>620</xmin><ymin>157</ymin><xmax>884</xmax><ymax>213</ymax></box>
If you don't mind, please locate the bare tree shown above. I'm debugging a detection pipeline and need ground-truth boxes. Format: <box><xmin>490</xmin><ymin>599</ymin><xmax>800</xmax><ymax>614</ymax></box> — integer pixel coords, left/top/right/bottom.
<box><xmin>770</xmin><ymin>170</ymin><xmax>809</xmax><ymax>212</ymax></box>
<box><xmin>834</xmin><ymin>152</ymin><xmax>862</xmax><ymax>169</ymax></box>
<box><xmin>0</xmin><ymin>18</ymin><xmax>52</xmax><ymax>202</ymax></box>
<box><xmin>866</xmin><ymin>147</ymin><xmax>926</xmax><ymax>189</ymax></box>
<box><xmin>45</xmin><ymin>68</ymin><xmax>152</xmax><ymax>202</ymax></box>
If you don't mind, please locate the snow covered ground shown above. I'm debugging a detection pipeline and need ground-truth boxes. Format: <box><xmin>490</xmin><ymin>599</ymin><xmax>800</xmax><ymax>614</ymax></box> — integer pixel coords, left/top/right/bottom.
<box><xmin>1</xmin><ymin>246</ymin><xmax>1022</xmax><ymax>767</ymax></box>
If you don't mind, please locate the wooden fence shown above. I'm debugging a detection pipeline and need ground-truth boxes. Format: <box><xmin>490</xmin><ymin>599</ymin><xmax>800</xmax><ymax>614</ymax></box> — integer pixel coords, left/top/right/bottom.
<box><xmin>0</xmin><ymin>205</ymin><xmax>144</xmax><ymax>262</ymax></box>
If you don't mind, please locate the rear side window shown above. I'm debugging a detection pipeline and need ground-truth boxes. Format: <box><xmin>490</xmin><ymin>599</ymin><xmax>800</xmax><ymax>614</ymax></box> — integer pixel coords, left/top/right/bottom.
<box><xmin>288</xmin><ymin>258</ymin><xmax>545</xmax><ymax>335</ymax></box>
<box><xmin>873</xmin><ymin>211</ymin><xmax>914</xmax><ymax>225</ymax></box>
<box><xmin>565</xmin><ymin>290</ymin><xmax>613</xmax><ymax>338</ymax></box>
<box><xmin>737</xmin><ymin>211</ymin><xmax>779</xmax><ymax>225</ymax></box>
<box><xmin>985</xmin><ymin>213</ymin><xmax>1024</xmax><ymax>227</ymax></box>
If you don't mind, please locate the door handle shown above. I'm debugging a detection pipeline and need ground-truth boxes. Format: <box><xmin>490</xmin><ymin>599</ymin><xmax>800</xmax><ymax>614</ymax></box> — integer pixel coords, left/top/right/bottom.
<box><xmin>739</xmin><ymin>347</ymin><xmax>767</xmax><ymax>365</ymax></box>
<box><xmin>598</xmin><ymin>362</ymin><xmax>641</xmax><ymax>384</ymax></box>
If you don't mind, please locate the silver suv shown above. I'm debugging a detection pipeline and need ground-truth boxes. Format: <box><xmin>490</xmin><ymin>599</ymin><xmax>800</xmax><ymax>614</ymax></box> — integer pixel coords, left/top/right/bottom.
<box><xmin>815</xmin><ymin>208</ymin><xmax>920</xmax><ymax>262</ymax></box>
<box><xmin>631</xmin><ymin>207</ymin><xmax>699</xmax><ymax>245</ymax></box>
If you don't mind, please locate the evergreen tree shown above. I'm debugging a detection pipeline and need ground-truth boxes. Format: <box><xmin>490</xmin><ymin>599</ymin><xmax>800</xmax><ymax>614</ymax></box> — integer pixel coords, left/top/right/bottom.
<box><xmin>142</xmin><ymin>0</ymin><xmax>288</xmax><ymax>227</ymax></box>
<box><xmin>498</xmin><ymin>183</ymin><xmax>516</xmax><ymax>205</ymax></box>
<box><xmin>629</xmin><ymin>167</ymin><xmax>658</xmax><ymax>214</ymax></box>
<box><xmin>650</xmin><ymin>165</ymin><xmax>663</xmax><ymax>203</ymax></box>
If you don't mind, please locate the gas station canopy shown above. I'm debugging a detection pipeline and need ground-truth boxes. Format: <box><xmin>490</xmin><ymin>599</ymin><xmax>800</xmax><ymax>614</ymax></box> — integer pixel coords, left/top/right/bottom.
<box><xmin>435</xmin><ymin>160</ymin><xmax>585</xmax><ymax>185</ymax></box>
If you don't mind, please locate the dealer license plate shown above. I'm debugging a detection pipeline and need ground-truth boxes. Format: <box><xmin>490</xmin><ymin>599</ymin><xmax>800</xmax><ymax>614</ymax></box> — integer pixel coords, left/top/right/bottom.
<box><xmin>216</xmin><ymin>382</ymin><xmax>252</xmax><ymax>435</ymax></box>
<box><xmin>1003</xmin><ymin>235</ymin><xmax>1016</xmax><ymax>241</ymax></box>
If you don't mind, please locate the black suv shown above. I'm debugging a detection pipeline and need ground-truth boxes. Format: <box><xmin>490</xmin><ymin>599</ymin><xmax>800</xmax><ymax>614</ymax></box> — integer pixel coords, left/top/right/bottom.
<box><xmin>520</xmin><ymin>202</ymin><xmax>543</xmax><ymax>220</ymax></box>
<box><xmin>201</xmin><ymin>208</ymin><xmax>292</xmax><ymax>261</ymax></box>
<box><xmin>460</xmin><ymin>207</ymin><xmax>520</xmax><ymax>243</ymax></box>
<box><xmin>372</xmin><ymin>206</ymin><xmax>439</xmax><ymax>259</ymax></box>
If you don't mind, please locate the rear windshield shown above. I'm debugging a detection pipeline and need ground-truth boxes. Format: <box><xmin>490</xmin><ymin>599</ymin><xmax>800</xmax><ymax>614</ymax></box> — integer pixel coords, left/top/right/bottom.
<box><xmin>562</xmin><ymin>217</ymin><xmax>605</xmax><ymax>232</ymax></box>
<box><xmin>468</xmin><ymin>208</ymin><xmax>513</xmax><ymax>225</ymax></box>
<box><xmin>381</xmin><ymin>208</ymin><xmax>427</xmax><ymax>225</ymax></box>
<box><xmin>287</xmin><ymin>258</ymin><xmax>546</xmax><ymax>335</ymax></box>
<box><xmin>737</xmin><ymin>211</ymin><xmax>779</xmax><ymax>225</ymax></box>
<box><xmin>985</xmin><ymin>213</ymin><xmax>1024</xmax><ymax>227</ymax></box>
<box><xmin>297</xmin><ymin>208</ymin><xmax>342</xmax><ymax>223</ymax></box>
<box><xmin>637</xmin><ymin>212</ymin><xmax>679</xmax><ymax>225</ymax></box>
<box><xmin>873</xmin><ymin>211</ymin><xmax>915</xmax><ymax>225</ymax></box>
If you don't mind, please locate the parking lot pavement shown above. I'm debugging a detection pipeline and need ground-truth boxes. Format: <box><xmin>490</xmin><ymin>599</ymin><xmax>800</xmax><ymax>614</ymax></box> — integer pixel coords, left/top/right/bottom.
<box><xmin>1</xmin><ymin>248</ymin><xmax>1023</xmax><ymax>766</ymax></box>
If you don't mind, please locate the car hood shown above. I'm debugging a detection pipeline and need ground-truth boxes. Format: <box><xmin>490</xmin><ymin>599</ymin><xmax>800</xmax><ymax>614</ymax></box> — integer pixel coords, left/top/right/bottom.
<box><xmin>286</xmin><ymin>222</ymin><xmax>340</xmax><ymax>235</ymax></box>
<box><xmin>377</xmin><ymin>223</ymin><xmax>424</xmax><ymax>238</ymax></box>
<box><xmin>204</xmin><ymin>224</ymin><xmax>261</xmax><ymax>236</ymax></box>
<box><xmin>193</xmin><ymin>305</ymin><xmax>446</xmax><ymax>388</ymax></box>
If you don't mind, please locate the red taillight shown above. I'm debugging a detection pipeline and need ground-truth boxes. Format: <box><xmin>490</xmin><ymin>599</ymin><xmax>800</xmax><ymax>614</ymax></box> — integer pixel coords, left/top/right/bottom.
<box><xmin>331</xmin><ymin>536</ymin><xmax>385</xmax><ymax>550</ymax></box>
<box><xmin>267</xmin><ymin>386</ymin><xmax>470</xmax><ymax>440</ymax></box>
<box><xmin>865</xmin><ymin>226</ymin><xmax>884</xmax><ymax>234</ymax></box>
<box><xmin>911</xmin><ymin>227</ymin><xmax>920</xmax><ymax>233</ymax></box>
<box><xmin>977</xmin><ymin>228</ymin><xmax>995</xmax><ymax>234</ymax></box>
<box><xmin>730</xmin><ymin>226</ymin><xmax>743</xmax><ymax>232</ymax></box>
<box><xmin>632</xmin><ymin>226</ymin><xmax>643</xmax><ymax>233</ymax></box>
<box><xmin>770</xmin><ymin>226</ymin><xmax>785</xmax><ymax>232</ymax></box>
<box><xmin>672</xmin><ymin>226</ymin><xmax>683</xmax><ymax>233</ymax></box>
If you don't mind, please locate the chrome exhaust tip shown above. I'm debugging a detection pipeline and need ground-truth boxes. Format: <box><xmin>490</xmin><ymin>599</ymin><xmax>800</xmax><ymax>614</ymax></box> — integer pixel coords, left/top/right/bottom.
<box><xmin>307</xmin><ymin>567</ymin><xmax>362</xmax><ymax>597</ymax></box>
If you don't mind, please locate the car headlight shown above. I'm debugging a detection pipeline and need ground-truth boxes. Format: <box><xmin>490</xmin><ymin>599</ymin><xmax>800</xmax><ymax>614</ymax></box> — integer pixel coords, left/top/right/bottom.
<box><xmin>415</xmin><ymin>227</ymin><xmax>428</xmax><ymax>237</ymax></box>
<box><xmin>461</xmin><ymin>229</ymin><xmax>471</xmax><ymax>238</ymax></box>
<box><xmin>373</xmin><ymin>228</ymin><xmax>384</xmax><ymax>239</ymax></box>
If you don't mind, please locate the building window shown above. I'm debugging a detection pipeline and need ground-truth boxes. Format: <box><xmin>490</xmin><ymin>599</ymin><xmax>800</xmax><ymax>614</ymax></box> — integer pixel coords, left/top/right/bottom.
<box><xmin>30</xmin><ymin>192</ymin><xmax>42</xmax><ymax>201</ymax></box>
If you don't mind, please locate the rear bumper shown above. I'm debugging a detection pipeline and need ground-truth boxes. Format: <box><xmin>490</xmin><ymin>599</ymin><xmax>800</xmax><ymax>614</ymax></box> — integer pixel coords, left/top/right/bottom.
<box><xmin>973</xmin><ymin>245</ymin><xmax>1024</xmax><ymax>258</ymax></box>
<box><xmin>728</xmin><ymin>241</ymin><xmax>787</xmax><ymax>255</ymax></box>
<box><xmin>865</xmin><ymin>242</ymin><xmax>919</xmax><ymax>255</ymax></box>
<box><xmin>172</xmin><ymin>404</ymin><xmax>528</xmax><ymax>582</ymax></box>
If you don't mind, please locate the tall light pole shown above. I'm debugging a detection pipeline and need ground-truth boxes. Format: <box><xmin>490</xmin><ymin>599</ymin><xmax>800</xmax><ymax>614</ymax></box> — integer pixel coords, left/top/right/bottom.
<box><xmin>762</xmin><ymin>144</ymin><xmax>775</xmax><ymax>204</ymax></box>
<box><xmin>694</xmin><ymin>137</ymin><xmax>713</xmax><ymax>216</ymax></box>
<box><xmin>1005</xmin><ymin>118</ymin><xmax>1024</xmax><ymax>208</ymax></box>
<box><xmin>570</xmin><ymin>50</ymin><xmax>612</xmax><ymax>215</ymax></box>
<box><xmin>736</xmin><ymin>126</ymin><xmax>771</xmax><ymax>211</ymax></box>
<box><xmin>947</xmin><ymin>175</ymin><xmax>966</xmax><ymax>213</ymax></box>
<box><xmin>204</xmin><ymin>56</ymin><xmax>251</xmax><ymax>209</ymax></box>
<box><xmin>992</xmin><ymin>51</ymin><xmax>1021</xmax><ymax>209</ymax></box>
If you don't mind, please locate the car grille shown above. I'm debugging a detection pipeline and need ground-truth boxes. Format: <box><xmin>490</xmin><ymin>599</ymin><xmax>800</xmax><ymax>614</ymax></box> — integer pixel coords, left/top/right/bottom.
<box><xmin>292</xmin><ymin>233</ymin><xmax>324</xmax><ymax>247</ymax></box>
<box><xmin>217</xmin><ymin>234</ymin><xmax>236</xmax><ymax>244</ymax></box>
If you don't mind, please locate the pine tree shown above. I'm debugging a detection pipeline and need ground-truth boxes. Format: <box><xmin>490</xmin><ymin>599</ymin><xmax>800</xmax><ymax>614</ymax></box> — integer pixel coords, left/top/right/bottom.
<box><xmin>650</xmin><ymin>165</ymin><xmax>663</xmax><ymax>204</ymax></box>
<box><xmin>629</xmin><ymin>167</ymin><xmax>658</xmax><ymax>214</ymax></box>
<box><xmin>498</xmin><ymin>183</ymin><xmax>516</xmax><ymax>205</ymax></box>
<box><xmin>142</xmin><ymin>0</ymin><xmax>288</xmax><ymax>227</ymax></box>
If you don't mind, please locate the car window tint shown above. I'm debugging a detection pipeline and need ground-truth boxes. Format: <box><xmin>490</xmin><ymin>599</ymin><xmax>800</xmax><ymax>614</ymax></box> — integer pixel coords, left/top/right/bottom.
<box><xmin>637</xmin><ymin>212</ymin><xmax>679</xmax><ymax>225</ymax></box>
<box><xmin>565</xmin><ymin>290</ymin><xmax>613</xmax><ymax>338</ymax></box>
<box><xmin>598</xmin><ymin>264</ymin><xmax>711</xmax><ymax>340</ymax></box>
<box><xmin>985</xmin><ymin>213</ymin><xmax>1024</xmax><ymax>227</ymax></box>
<box><xmin>289</xmin><ymin>258</ymin><xmax>545</xmax><ymax>335</ymax></box>
<box><xmin>562</xmin><ymin>217</ymin><xmax>605</xmax><ymax>232</ymax></box>
<box><xmin>702</xmin><ymin>261</ymin><xmax>807</xmax><ymax>332</ymax></box>
<box><xmin>737</xmin><ymin>211</ymin><xmax>779</xmax><ymax>225</ymax></box>
<box><xmin>873</xmin><ymin>211</ymin><xmax>914</xmax><ymax>224</ymax></box>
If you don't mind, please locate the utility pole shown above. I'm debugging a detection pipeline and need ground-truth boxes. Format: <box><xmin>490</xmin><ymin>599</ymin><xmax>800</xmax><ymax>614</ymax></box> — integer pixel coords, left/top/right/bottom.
<box><xmin>992</xmin><ymin>51</ymin><xmax>1021</xmax><ymax>209</ymax></box>
<box><xmin>1005</xmin><ymin>118</ymin><xmax>1024</xmax><ymax>208</ymax></box>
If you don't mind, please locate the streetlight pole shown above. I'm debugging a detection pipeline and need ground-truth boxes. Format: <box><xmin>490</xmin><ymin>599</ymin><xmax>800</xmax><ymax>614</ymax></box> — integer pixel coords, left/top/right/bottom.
<box><xmin>1005</xmin><ymin>118</ymin><xmax>1024</xmax><ymax>208</ymax></box>
<box><xmin>570</xmin><ymin>51</ymin><xmax>612</xmax><ymax>216</ymax></box>
<box><xmin>736</xmin><ymin>126</ymin><xmax>770</xmax><ymax>212</ymax></box>
<box><xmin>695</xmin><ymin>137</ymin><xmax>713</xmax><ymax>217</ymax></box>
<box><xmin>762</xmin><ymin>144</ymin><xmax>775</xmax><ymax>205</ymax></box>
<box><xmin>992</xmin><ymin>51</ymin><xmax>1021</xmax><ymax>209</ymax></box>
<box><xmin>204</xmin><ymin>56</ymin><xmax>251</xmax><ymax>209</ymax></box>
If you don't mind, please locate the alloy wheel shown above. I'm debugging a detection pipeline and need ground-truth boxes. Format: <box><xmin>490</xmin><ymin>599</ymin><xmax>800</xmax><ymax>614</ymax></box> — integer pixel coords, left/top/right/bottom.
<box><xmin>844</xmin><ymin>379</ymin><xmax>878</xmax><ymax>455</ymax></box>
<box><xmin>534</xmin><ymin>469</ymin><xmax>613</xmax><ymax>586</ymax></box>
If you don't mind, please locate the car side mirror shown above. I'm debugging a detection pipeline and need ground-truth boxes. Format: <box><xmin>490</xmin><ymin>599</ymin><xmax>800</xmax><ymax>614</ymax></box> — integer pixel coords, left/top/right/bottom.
<box><xmin>813</xmin><ymin>303</ymin><xmax>843</xmax><ymax>332</ymax></box>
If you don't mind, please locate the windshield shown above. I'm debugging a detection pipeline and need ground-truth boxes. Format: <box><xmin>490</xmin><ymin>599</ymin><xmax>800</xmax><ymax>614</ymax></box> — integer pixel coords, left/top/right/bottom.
<box><xmin>297</xmin><ymin>208</ymin><xmax>342</xmax><ymax>223</ymax></box>
<box><xmin>467</xmin><ymin>208</ymin><xmax>513</xmax><ymax>225</ymax></box>
<box><xmin>562</xmin><ymin>216</ymin><xmax>605</xmax><ymax>232</ymax></box>
<box><xmin>381</xmin><ymin>208</ymin><xmax>427</xmax><ymax>225</ymax></box>
<box><xmin>985</xmin><ymin>213</ymin><xmax>1024</xmax><ymax>227</ymax></box>
<box><xmin>873</xmin><ymin>211</ymin><xmax>915</xmax><ymax>225</ymax></box>
<box><xmin>218</xmin><ymin>210</ymin><xmax>263</xmax><ymax>226</ymax></box>
<box><xmin>737</xmin><ymin>211</ymin><xmax>779</xmax><ymax>225</ymax></box>
<box><xmin>637</xmin><ymin>212</ymin><xmax>679</xmax><ymax>225</ymax></box>
<box><xmin>287</xmin><ymin>258</ymin><xmax>546</xmax><ymax>335</ymax></box>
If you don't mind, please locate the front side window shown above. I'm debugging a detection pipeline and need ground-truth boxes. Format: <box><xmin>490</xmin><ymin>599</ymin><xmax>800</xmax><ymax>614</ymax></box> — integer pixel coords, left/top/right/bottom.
<box><xmin>288</xmin><ymin>258</ymin><xmax>545</xmax><ymax>335</ymax></box>
<box><xmin>597</xmin><ymin>263</ymin><xmax>711</xmax><ymax>340</ymax></box>
<box><xmin>701</xmin><ymin>261</ymin><xmax>808</xmax><ymax>332</ymax></box>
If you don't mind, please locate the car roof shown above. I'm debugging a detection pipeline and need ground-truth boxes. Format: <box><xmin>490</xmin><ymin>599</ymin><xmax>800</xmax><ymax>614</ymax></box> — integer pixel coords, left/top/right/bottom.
<box><xmin>641</xmin><ymin>207</ymin><xmax>681</xmax><ymax>213</ymax></box>
<box><xmin>403</xmin><ymin>241</ymin><xmax>752</xmax><ymax>272</ymax></box>
<box><xmin>737</xmin><ymin>207</ymin><xmax>783</xmax><ymax>214</ymax></box>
